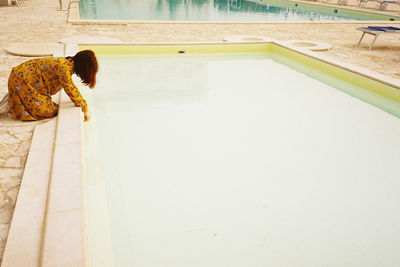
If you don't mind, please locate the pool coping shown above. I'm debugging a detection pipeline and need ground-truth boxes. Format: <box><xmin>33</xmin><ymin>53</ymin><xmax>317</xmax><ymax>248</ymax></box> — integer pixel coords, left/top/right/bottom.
<box><xmin>67</xmin><ymin>0</ymin><xmax>400</xmax><ymax>24</ymax></box>
<box><xmin>2</xmin><ymin>40</ymin><xmax>399</xmax><ymax>267</ymax></box>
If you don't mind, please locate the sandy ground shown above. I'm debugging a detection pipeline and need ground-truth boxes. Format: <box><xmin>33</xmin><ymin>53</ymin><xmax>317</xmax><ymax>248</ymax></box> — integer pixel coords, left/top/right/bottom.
<box><xmin>0</xmin><ymin>0</ymin><xmax>400</xmax><ymax>262</ymax></box>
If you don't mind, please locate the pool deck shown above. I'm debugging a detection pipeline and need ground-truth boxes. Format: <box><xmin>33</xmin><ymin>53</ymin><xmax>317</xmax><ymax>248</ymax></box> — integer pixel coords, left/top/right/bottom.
<box><xmin>0</xmin><ymin>0</ymin><xmax>400</xmax><ymax>265</ymax></box>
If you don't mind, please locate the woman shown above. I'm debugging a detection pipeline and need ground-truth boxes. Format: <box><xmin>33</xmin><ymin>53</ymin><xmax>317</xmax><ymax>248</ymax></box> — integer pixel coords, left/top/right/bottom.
<box><xmin>6</xmin><ymin>50</ymin><xmax>98</xmax><ymax>122</ymax></box>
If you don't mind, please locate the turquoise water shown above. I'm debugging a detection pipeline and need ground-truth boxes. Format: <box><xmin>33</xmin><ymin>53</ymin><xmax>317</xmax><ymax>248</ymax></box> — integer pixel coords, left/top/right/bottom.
<box><xmin>78</xmin><ymin>0</ymin><xmax>393</xmax><ymax>21</ymax></box>
<box><xmin>84</xmin><ymin>52</ymin><xmax>400</xmax><ymax>267</ymax></box>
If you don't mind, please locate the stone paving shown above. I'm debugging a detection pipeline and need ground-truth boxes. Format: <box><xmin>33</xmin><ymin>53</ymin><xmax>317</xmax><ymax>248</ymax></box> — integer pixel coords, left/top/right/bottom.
<box><xmin>0</xmin><ymin>0</ymin><xmax>400</xmax><ymax>263</ymax></box>
<box><xmin>0</xmin><ymin>125</ymin><xmax>33</xmax><ymax>256</ymax></box>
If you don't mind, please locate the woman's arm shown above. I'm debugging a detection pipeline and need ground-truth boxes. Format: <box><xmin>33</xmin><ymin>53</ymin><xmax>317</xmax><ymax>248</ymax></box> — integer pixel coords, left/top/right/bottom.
<box><xmin>59</xmin><ymin>63</ymin><xmax>89</xmax><ymax>114</ymax></box>
<box><xmin>83</xmin><ymin>109</ymin><xmax>91</xmax><ymax>122</ymax></box>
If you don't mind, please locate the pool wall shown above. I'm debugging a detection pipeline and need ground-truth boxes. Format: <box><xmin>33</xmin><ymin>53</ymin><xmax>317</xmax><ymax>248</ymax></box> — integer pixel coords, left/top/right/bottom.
<box><xmin>79</xmin><ymin>42</ymin><xmax>400</xmax><ymax>115</ymax></box>
<box><xmin>271</xmin><ymin>43</ymin><xmax>400</xmax><ymax>116</ymax></box>
<box><xmin>2</xmin><ymin>41</ymin><xmax>399</xmax><ymax>267</ymax></box>
<box><xmin>68</xmin><ymin>0</ymin><xmax>400</xmax><ymax>24</ymax></box>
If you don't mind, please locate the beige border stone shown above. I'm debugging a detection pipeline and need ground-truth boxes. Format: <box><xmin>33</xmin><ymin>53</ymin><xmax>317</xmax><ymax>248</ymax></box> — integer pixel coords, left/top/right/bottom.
<box><xmin>59</xmin><ymin>36</ymin><xmax>122</xmax><ymax>45</ymax></box>
<box><xmin>1</xmin><ymin>118</ymin><xmax>57</xmax><ymax>267</ymax></box>
<box><xmin>281</xmin><ymin>39</ymin><xmax>332</xmax><ymax>51</ymax></box>
<box><xmin>5</xmin><ymin>43</ymin><xmax>64</xmax><ymax>57</ymax></box>
<box><xmin>223</xmin><ymin>35</ymin><xmax>274</xmax><ymax>42</ymax></box>
<box><xmin>40</xmin><ymin>91</ymin><xmax>87</xmax><ymax>267</ymax></box>
<box><xmin>272</xmin><ymin>40</ymin><xmax>400</xmax><ymax>88</ymax></box>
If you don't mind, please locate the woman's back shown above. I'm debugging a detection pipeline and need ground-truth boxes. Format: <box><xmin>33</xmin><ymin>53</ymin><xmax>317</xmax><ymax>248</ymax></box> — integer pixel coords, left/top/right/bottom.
<box><xmin>12</xmin><ymin>57</ymin><xmax>72</xmax><ymax>96</ymax></box>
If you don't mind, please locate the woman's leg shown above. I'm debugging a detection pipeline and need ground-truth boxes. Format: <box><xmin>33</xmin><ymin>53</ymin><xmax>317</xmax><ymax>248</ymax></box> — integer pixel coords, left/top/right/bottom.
<box><xmin>28</xmin><ymin>93</ymin><xmax>58</xmax><ymax>119</ymax></box>
<box><xmin>8</xmin><ymin>70</ymin><xmax>58</xmax><ymax>121</ymax></box>
<box><xmin>8</xmin><ymin>75</ymin><xmax>35</xmax><ymax>120</ymax></box>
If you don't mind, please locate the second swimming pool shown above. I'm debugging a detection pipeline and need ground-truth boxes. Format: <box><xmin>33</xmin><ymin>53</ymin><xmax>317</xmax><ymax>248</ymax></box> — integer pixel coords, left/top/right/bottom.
<box><xmin>83</xmin><ymin>44</ymin><xmax>400</xmax><ymax>267</ymax></box>
<box><xmin>78</xmin><ymin>0</ymin><xmax>400</xmax><ymax>21</ymax></box>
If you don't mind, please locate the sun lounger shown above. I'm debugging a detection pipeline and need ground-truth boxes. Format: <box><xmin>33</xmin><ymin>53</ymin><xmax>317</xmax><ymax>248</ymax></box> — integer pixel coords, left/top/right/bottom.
<box><xmin>0</xmin><ymin>0</ymin><xmax>20</xmax><ymax>6</ymax></box>
<box><xmin>378</xmin><ymin>0</ymin><xmax>400</xmax><ymax>9</ymax></box>
<box><xmin>321</xmin><ymin>0</ymin><xmax>348</xmax><ymax>5</ymax></box>
<box><xmin>358</xmin><ymin>0</ymin><xmax>400</xmax><ymax>9</ymax></box>
<box><xmin>357</xmin><ymin>26</ymin><xmax>400</xmax><ymax>49</ymax></box>
<box><xmin>9</xmin><ymin>0</ymin><xmax>21</xmax><ymax>6</ymax></box>
<box><xmin>358</xmin><ymin>0</ymin><xmax>377</xmax><ymax>7</ymax></box>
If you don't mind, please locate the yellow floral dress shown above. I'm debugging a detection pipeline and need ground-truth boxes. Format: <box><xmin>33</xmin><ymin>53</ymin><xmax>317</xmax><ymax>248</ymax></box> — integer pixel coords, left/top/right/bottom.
<box><xmin>8</xmin><ymin>57</ymin><xmax>88</xmax><ymax>121</ymax></box>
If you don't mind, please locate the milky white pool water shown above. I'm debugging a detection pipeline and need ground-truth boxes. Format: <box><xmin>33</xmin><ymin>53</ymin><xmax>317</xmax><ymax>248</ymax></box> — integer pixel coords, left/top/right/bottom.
<box><xmin>84</xmin><ymin>53</ymin><xmax>400</xmax><ymax>267</ymax></box>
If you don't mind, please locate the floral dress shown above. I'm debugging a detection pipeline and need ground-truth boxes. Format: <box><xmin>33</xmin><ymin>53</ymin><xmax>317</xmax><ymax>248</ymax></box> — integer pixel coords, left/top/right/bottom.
<box><xmin>7</xmin><ymin>57</ymin><xmax>88</xmax><ymax>121</ymax></box>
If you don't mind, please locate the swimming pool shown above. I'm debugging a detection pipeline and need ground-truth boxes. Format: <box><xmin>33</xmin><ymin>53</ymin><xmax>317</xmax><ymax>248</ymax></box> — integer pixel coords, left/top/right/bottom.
<box><xmin>78</xmin><ymin>0</ymin><xmax>400</xmax><ymax>21</ymax></box>
<box><xmin>83</xmin><ymin>43</ymin><xmax>400</xmax><ymax>267</ymax></box>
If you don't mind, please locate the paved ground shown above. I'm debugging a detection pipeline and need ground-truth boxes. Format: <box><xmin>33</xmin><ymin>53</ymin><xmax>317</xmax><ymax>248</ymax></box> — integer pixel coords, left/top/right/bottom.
<box><xmin>0</xmin><ymin>0</ymin><xmax>399</xmax><ymax>262</ymax></box>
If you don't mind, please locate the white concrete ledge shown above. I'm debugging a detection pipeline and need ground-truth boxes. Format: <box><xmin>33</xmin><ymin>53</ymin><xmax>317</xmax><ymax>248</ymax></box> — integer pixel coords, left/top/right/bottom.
<box><xmin>5</xmin><ymin>43</ymin><xmax>64</xmax><ymax>57</ymax></box>
<box><xmin>1</xmin><ymin>118</ymin><xmax>57</xmax><ymax>267</ymax></box>
<box><xmin>272</xmin><ymin>39</ymin><xmax>400</xmax><ymax>89</ymax></box>
<box><xmin>223</xmin><ymin>35</ymin><xmax>274</xmax><ymax>42</ymax></box>
<box><xmin>41</xmin><ymin>91</ymin><xmax>87</xmax><ymax>267</ymax></box>
<box><xmin>59</xmin><ymin>36</ymin><xmax>122</xmax><ymax>45</ymax></box>
<box><xmin>281</xmin><ymin>40</ymin><xmax>332</xmax><ymax>51</ymax></box>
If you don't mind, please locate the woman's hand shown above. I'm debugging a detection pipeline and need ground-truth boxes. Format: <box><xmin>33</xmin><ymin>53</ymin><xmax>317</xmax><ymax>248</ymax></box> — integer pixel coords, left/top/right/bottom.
<box><xmin>84</xmin><ymin>110</ymin><xmax>91</xmax><ymax>122</ymax></box>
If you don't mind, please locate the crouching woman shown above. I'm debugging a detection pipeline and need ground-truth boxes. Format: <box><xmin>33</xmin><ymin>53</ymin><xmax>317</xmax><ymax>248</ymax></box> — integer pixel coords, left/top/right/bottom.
<box><xmin>7</xmin><ymin>49</ymin><xmax>98</xmax><ymax>122</ymax></box>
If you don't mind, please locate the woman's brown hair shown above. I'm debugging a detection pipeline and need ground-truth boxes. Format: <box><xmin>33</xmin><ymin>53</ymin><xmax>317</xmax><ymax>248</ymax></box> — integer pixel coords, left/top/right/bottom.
<box><xmin>69</xmin><ymin>50</ymin><xmax>98</xmax><ymax>89</ymax></box>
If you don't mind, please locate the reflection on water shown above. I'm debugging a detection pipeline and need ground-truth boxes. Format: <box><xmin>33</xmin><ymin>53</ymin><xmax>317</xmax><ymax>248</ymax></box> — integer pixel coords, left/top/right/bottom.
<box><xmin>79</xmin><ymin>0</ymin><xmax>366</xmax><ymax>21</ymax></box>
<box><xmin>94</xmin><ymin>54</ymin><xmax>209</xmax><ymax>112</ymax></box>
